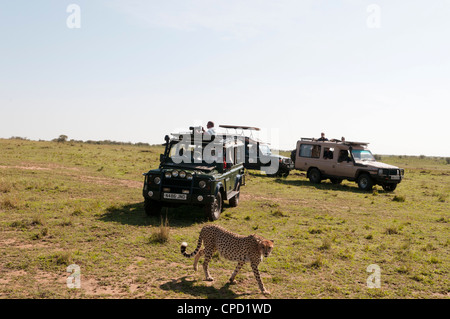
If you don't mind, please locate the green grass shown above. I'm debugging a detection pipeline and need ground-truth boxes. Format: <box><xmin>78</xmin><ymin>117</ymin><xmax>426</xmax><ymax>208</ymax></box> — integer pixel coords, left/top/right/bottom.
<box><xmin>0</xmin><ymin>138</ymin><xmax>449</xmax><ymax>299</ymax></box>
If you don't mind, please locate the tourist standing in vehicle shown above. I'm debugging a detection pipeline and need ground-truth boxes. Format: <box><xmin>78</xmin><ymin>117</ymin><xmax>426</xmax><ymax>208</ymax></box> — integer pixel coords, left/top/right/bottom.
<box><xmin>203</xmin><ymin>121</ymin><xmax>216</xmax><ymax>136</ymax></box>
<box><xmin>318</xmin><ymin>132</ymin><xmax>328</xmax><ymax>141</ymax></box>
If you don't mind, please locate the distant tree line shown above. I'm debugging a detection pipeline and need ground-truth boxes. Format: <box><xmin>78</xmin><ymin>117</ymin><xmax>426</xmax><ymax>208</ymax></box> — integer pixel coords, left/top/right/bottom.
<box><xmin>50</xmin><ymin>134</ymin><xmax>154</xmax><ymax>147</ymax></box>
<box><xmin>6</xmin><ymin>135</ymin><xmax>156</xmax><ymax>147</ymax></box>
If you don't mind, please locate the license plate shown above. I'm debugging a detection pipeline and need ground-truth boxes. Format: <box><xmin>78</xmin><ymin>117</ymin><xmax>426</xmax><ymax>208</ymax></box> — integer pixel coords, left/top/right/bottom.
<box><xmin>390</xmin><ymin>175</ymin><xmax>400</xmax><ymax>180</ymax></box>
<box><xmin>163</xmin><ymin>193</ymin><xmax>187</xmax><ymax>200</ymax></box>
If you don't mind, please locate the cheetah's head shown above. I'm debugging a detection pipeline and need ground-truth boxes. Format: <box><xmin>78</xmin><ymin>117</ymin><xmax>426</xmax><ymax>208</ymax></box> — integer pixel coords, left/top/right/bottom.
<box><xmin>259</xmin><ymin>239</ymin><xmax>274</xmax><ymax>258</ymax></box>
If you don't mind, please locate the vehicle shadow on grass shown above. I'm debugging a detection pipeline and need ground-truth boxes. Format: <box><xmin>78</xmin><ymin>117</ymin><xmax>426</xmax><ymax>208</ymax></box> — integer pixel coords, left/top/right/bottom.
<box><xmin>98</xmin><ymin>202</ymin><xmax>210</xmax><ymax>227</ymax></box>
<box><xmin>160</xmin><ymin>276</ymin><xmax>249</xmax><ymax>299</ymax></box>
<box><xmin>273</xmin><ymin>178</ymin><xmax>371</xmax><ymax>194</ymax></box>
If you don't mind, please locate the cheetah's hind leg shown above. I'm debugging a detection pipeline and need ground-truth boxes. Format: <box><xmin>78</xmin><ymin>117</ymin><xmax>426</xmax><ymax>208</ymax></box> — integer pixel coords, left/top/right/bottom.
<box><xmin>202</xmin><ymin>248</ymin><xmax>215</xmax><ymax>281</ymax></box>
<box><xmin>229</xmin><ymin>261</ymin><xmax>245</xmax><ymax>284</ymax></box>
<box><xmin>193</xmin><ymin>248</ymin><xmax>204</xmax><ymax>271</ymax></box>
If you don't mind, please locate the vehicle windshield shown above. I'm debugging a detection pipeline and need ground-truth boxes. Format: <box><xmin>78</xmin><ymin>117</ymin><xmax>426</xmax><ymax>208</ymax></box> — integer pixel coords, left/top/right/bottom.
<box><xmin>259</xmin><ymin>144</ymin><xmax>272</xmax><ymax>156</ymax></box>
<box><xmin>166</xmin><ymin>142</ymin><xmax>221</xmax><ymax>166</ymax></box>
<box><xmin>351</xmin><ymin>149</ymin><xmax>375</xmax><ymax>161</ymax></box>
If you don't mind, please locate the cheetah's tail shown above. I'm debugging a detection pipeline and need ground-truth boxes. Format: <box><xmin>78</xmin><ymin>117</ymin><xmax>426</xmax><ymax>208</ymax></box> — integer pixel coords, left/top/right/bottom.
<box><xmin>180</xmin><ymin>237</ymin><xmax>202</xmax><ymax>258</ymax></box>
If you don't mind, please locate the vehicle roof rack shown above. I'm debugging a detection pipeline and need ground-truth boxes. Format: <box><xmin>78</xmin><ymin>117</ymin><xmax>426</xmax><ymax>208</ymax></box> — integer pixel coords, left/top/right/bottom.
<box><xmin>300</xmin><ymin>137</ymin><xmax>369</xmax><ymax>146</ymax></box>
<box><xmin>219</xmin><ymin>124</ymin><xmax>261</xmax><ymax>139</ymax></box>
<box><xmin>219</xmin><ymin>125</ymin><xmax>261</xmax><ymax>131</ymax></box>
<box><xmin>343</xmin><ymin>141</ymin><xmax>369</xmax><ymax>146</ymax></box>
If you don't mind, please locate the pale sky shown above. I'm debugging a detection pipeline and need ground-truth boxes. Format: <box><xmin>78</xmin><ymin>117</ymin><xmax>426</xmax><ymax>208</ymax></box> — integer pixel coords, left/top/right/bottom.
<box><xmin>1</xmin><ymin>1</ymin><xmax>449</xmax><ymax>156</ymax></box>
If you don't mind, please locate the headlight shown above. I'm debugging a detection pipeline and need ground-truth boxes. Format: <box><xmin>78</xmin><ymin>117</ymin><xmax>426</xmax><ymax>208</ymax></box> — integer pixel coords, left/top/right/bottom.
<box><xmin>186</xmin><ymin>173</ymin><xmax>193</xmax><ymax>180</ymax></box>
<box><xmin>164</xmin><ymin>171</ymin><xmax>171</xmax><ymax>179</ymax></box>
<box><xmin>179</xmin><ymin>171</ymin><xmax>186</xmax><ymax>178</ymax></box>
<box><xmin>199</xmin><ymin>180</ymin><xmax>206</xmax><ymax>189</ymax></box>
<box><xmin>154</xmin><ymin>176</ymin><xmax>161</xmax><ymax>185</ymax></box>
<box><xmin>172</xmin><ymin>170</ymin><xmax>179</xmax><ymax>178</ymax></box>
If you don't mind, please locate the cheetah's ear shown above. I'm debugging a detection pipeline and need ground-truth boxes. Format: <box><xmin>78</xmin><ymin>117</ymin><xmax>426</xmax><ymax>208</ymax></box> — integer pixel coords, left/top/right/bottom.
<box><xmin>270</xmin><ymin>240</ymin><xmax>274</xmax><ymax>243</ymax></box>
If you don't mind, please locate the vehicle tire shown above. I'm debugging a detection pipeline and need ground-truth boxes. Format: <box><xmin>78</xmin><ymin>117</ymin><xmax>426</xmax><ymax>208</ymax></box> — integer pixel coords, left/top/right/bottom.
<box><xmin>382</xmin><ymin>183</ymin><xmax>397</xmax><ymax>192</ymax></box>
<box><xmin>279</xmin><ymin>166</ymin><xmax>290</xmax><ymax>178</ymax></box>
<box><xmin>144</xmin><ymin>199</ymin><xmax>162</xmax><ymax>217</ymax></box>
<box><xmin>282</xmin><ymin>170</ymin><xmax>290</xmax><ymax>178</ymax></box>
<box><xmin>330</xmin><ymin>178</ymin><xmax>342</xmax><ymax>184</ymax></box>
<box><xmin>205</xmin><ymin>191</ymin><xmax>223</xmax><ymax>221</ymax></box>
<box><xmin>308</xmin><ymin>168</ymin><xmax>322</xmax><ymax>184</ymax></box>
<box><xmin>268</xmin><ymin>168</ymin><xmax>289</xmax><ymax>178</ymax></box>
<box><xmin>229</xmin><ymin>192</ymin><xmax>239</xmax><ymax>207</ymax></box>
<box><xmin>357</xmin><ymin>173</ymin><xmax>373</xmax><ymax>191</ymax></box>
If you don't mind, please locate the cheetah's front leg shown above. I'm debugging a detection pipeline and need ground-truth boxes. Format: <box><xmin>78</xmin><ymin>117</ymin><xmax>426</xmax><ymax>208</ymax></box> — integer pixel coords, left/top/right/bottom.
<box><xmin>251</xmin><ymin>262</ymin><xmax>270</xmax><ymax>295</ymax></box>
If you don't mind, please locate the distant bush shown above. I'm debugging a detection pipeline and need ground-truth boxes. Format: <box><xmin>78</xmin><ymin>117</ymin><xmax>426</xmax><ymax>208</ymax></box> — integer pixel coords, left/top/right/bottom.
<box><xmin>446</xmin><ymin>158</ymin><xmax>450</xmax><ymax>165</ymax></box>
<box><xmin>52</xmin><ymin>135</ymin><xmax>68</xmax><ymax>143</ymax></box>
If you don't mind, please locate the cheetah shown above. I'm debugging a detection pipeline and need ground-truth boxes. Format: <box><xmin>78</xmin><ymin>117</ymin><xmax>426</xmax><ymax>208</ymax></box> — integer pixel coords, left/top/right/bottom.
<box><xmin>180</xmin><ymin>224</ymin><xmax>274</xmax><ymax>295</ymax></box>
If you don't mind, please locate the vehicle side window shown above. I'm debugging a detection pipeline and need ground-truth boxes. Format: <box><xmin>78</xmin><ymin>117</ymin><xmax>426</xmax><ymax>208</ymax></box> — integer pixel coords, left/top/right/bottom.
<box><xmin>248</xmin><ymin>144</ymin><xmax>256</xmax><ymax>156</ymax></box>
<box><xmin>235</xmin><ymin>146</ymin><xmax>244</xmax><ymax>164</ymax></box>
<box><xmin>226</xmin><ymin>147</ymin><xmax>235</xmax><ymax>165</ymax></box>
<box><xmin>299</xmin><ymin>144</ymin><xmax>321</xmax><ymax>158</ymax></box>
<box><xmin>338</xmin><ymin>150</ymin><xmax>351</xmax><ymax>162</ymax></box>
<box><xmin>323</xmin><ymin>147</ymin><xmax>334</xmax><ymax>159</ymax></box>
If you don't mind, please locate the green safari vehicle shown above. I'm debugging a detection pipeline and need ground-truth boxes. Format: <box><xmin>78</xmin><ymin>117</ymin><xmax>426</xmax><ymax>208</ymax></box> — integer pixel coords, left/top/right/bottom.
<box><xmin>143</xmin><ymin>126</ymin><xmax>245</xmax><ymax>221</ymax></box>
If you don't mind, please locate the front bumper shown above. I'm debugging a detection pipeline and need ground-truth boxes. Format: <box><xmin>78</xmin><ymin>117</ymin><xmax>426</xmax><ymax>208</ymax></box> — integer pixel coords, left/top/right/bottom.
<box><xmin>143</xmin><ymin>189</ymin><xmax>215</xmax><ymax>205</ymax></box>
<box><xmin>373</xmin><ymin>168</ymin><xmax>404</xmax><ymax>184</ymax></box>
<box><xmin>280</xmin><ymin>158</ymin><xmax>294</xmax><ymax>170</ymax></box>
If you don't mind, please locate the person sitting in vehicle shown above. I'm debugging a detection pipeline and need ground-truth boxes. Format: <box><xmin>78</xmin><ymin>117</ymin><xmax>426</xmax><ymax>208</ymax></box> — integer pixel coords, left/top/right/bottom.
<box><xmin>338</xmin><ymin>150</ymin><xmax>350</xmax><ymax>162</ymax></box>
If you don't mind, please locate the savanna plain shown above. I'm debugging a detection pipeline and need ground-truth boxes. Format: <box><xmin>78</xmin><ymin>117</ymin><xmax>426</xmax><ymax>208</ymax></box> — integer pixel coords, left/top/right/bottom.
<box><xmin>0</xmin><ymin>138</ymin><xmax>448</xmax><ymax>299</ymax></box>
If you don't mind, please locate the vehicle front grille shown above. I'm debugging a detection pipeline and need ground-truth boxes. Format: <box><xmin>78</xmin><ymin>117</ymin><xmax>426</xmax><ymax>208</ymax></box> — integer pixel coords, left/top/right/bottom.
<box><xmin>162</xmin><ymin>178</ymin><xmax>192</xmax><ymax>188</ymax></box>
<box><xmin>381</xmin><ymin>169</ymin><xmax>399</xmax><ymax>175</ymax></box>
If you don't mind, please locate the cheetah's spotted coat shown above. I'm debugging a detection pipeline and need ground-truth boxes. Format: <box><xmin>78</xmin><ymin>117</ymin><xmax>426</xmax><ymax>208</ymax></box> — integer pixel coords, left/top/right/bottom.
<box><xmin>181</xmin><ymin>224</ymin><xmax>274</xmax><ymax>294</ymax></box>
